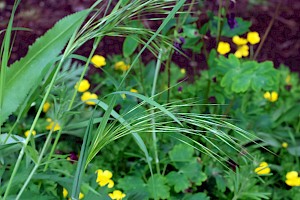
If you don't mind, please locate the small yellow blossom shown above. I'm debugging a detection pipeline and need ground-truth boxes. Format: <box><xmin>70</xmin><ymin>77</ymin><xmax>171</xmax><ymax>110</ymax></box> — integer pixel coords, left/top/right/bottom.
<box><xmin>286</xmin><ymin>171</ymin><xmax>300</xmax><ymax>186</ymax></box>
<box><xmin>217</xmin><ymin>41</ymin><xmax>231</xmax><ymax>55</ymax></box>
<box><xmin>109</xmin><ymin>190</ymin><xmax>126</xmax><ymax>200</ymax></box>
<box><xmin>63</xmin><ymin>188</ymin><xmax>84</xmax><ymax>199</ymax></box>
<box><xmin>232</xmin><ymin>35</ymin><xmax>248</xmax><ymax>45</ymax></box>
<box><xmin>285</xmin><ymin>75</ymin><xmax>291</xmax><ymax>85</ymax></box>
<box><xmin>24</xmin><ymin>130</ymin><xmax>36</xmax><ymax>137</ymax></box>
<box><xmin>114</xmin><ymin>61</ymin><xmax>130</xmax><ymax>72</ymax></box>
<box><xmin>75</xmin><ymin>79</ymin><xmax>90</xmax><ymax>92</ymax></box>
<box><xmin>43</xmin><ymin>102</ymin><xmax>51</xmax><ymax>113</ymax></box>
<box><xmin>63</xmin><ymin>188</ymin><xmax>68</xmax><ymax>198</ymax></box>
<box><xmin>91</xmin><ymin>55</ymin><xmax>106</xmax><ymax>68</ymax></box>
<box><xmin>130</xmin><ymin>88</ymin><xmax>138</xmax><ymax>93</ymax></box>
<box><xmin>264</xmin><ymin>91</ymin><xmax>278</xmax><ymax>102</ymax></box>
<box><xmin>282</xmin><ymin>142</ymin><xmax>288</xmax><ymax>148</ymax></box>
<box><xmin>46</xmin><ymin>118</ymin><xmax>61</xmax><ymax>131</ymax></box>
<box><xmin>81</xmin><ymin>92</ymin><xmax>98</xmax><ymax>105</ymax></box>
<box><xmin>79</xmin><ymin>193</ymin><xmax>84</xmax><ymax>199</ymax></box>
<box><xmin>247</xmin><ymin>32</ymin><xmax>260</xmax><ymax>45</ymax></box>
<box><xmin>234</xmin><ymin>45</ymin><xmax>249</xmax><ymax>58</ymax></box>
<box><xmin>96</xmin><ymin>169</ymin><xmax>114</xmax><ymax>188</ymax></box>
<box><xmin>180</xmin><ymin>68</ymin><xmax>186</xmax><ymax>74</ymax></box>
<box><xmin>254</xmin><ymin>162</ymin><xmax>271</xmax><ymax>175</ymax></box>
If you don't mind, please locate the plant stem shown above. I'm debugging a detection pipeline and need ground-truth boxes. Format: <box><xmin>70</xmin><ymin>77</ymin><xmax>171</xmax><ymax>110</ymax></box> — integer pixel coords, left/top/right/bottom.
<box><xmin>16</xmin><ymin>128</ymin><xmax>54</xmax><ymax>199</ymax></box>
<box><xmin>44</xmin><ymin>37</ymin><xmax>102</xmax><ymax>172</ymax></box>
<box><xmin>216</xmin><ymin>0</ymin><xmax>223</xmax><ymax>45</ymax></box>
<box><xmin>253</xmin><ymin>0</ymin><xmax>281</xmax><ymax>60</ymax></box>
<box><xmin>3</xmin><ymin>55</ymin><xmax>67</xmax><ymax>199</ymax></box>
<box><xmin>151</xmin><ymin>49</ymin><xmax>163</xmax><ymax>174</ymax></box>
<box><xmin>166</xmin><ymin>49</ymin><xmax>173</xmax><ymax>103</ymax></box>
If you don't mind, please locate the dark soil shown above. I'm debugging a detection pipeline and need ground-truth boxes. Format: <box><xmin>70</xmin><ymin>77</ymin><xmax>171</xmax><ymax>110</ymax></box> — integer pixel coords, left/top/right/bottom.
<box><xmin>0</xmin><ymin>0</ymin><xmax>299</xmax><ymax>73</ymax></box>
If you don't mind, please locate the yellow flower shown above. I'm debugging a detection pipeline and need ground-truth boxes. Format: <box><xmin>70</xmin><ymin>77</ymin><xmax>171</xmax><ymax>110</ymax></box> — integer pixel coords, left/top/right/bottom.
<box><xmin>96</xmin><ymin>169</ymin><xmax>114</xmax><ymax>188</ymax></box>
<box><xmin>263</xmin><ymin>91</ymin><xmax>278</xmax><ymax>102</ymax></box>
<box><xmin>91</xmin><ymin>55</ymin><xmax>106</xmax><ymax>68</ymax></box>
<box><xmin>282</xmin><ymin>142</ymin><xmax>288</xmax><ymax>148</ymax></box>
<box><xmin>63</xmin><ymin>188</ymin><xmax>84</xmax><ymax>199</ymax></box>
<box><xmin>217</xmin><ymin>41</ymin><xmax>231</xmax><ymax>55</ymax></box>
<box><xmin>130</xmin><ymin>88</ymin><xmax>138</xmax><ymax>93</ymax></box>
<box><xmin>234</xmin><ymin>45</ymin><xmax>249</xmax><ymax>58</ymax></box>
<box><xmin>180</xmin><ymin>68</ymin><xmax>186</xmax><ymax>74</ymax></box>
<box><xmin>285</xmin><ymin>171</ymin><xmax>300</xmax><ymax>186</ymax></box>
<box><xmin>285</xmin><ymin>75</ymin><xmax>291</xmax><ymax>85</ymax></box>
<box><xmin>247</xmin><ymin>32</ymin><xmax>260</xmax><ymax>45</ymax></box>
<box><xmin>232</xmin><ymin>35</ymin><xmax>248</xmax><ymax>45</ymax></box>
<box><xmin>24</xmin><ymin>130</ymin><xmax>36</xmax><ymax>137</ymax></box>
<box><xmin>79</xmin><ymin>192</ymin><xmax>84</xmax><ymax>199</ymax></box>
<box><xmin>75</xmin><ymin>79</ymin><xmax>90</xmax><ymax>92</ymax></box>
<box><xmin>46</xmin><ymin>118</ymin><xmax>61</xmax><ymax>131</ymax></box>
<box><xmin>114</xmin><ymin>61</ymin><xmax>130</xmax><ymax>72</ymax></box>
<box><xmin>254</xmin><ymin>162</ymin><xmax>271</xmax><ymax>175</ymax></box>
<box><xmin>109</xmin><ymin>190</ymin><xmax>126</xmax><ymax>200</ymax></box>
<box><xmin>43</xmin><ymin>102</ymin><xmax>51</xmax><ymax>113</ymax></box>
<box><xmin>63</xmin><ymin>188</ymin><xmax>68</xmax><ymax>198</ymax></box>
<box><xmin>81</xmin><ymin>92</ymin><xmax>98</xmax><ymax>105</ymax></box>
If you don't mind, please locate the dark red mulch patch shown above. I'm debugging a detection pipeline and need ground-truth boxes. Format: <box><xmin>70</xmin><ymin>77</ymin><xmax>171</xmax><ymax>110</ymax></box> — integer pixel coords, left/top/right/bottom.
<box><xmin>0</xmin><ymin>0</ymin><xmax>299</xmax><ymax>75</ymax></box>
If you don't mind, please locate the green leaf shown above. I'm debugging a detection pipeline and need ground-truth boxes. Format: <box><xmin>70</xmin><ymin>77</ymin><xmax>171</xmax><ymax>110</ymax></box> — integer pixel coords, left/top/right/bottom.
<box><xmin>0</xmin><ymin>10</ymin><xmax>88</xmax><ymax>125</ymax></box>
<box><xmin>25</xmin><ymin>146</ymin><xmax>39</xmax><ymax>164</ymax></box>
<box><xmin>123</xmin><ymin>35</ymin><xmax>139</xmax><ymax>57</ymax></box>
<box><xmin>183</xmin><ymin>193</ymin><xmax>210</xmax><ymax>200</ymax></box>
<box><xmin>147</xmin><ymin>174</ymin><xmax>170</xmax><ymax>200</ymax></box>
<box><xmin>183</xmin><ymin>24</ymin><xmax>199</xmax><ymax>38</ymax></box>
<box><xmin>221</xmin><ymin>18</ymin><xmax>252</xmax><ymax>37</ymax></box>
<box><xmin>209</xmin><ymin>17</ymin><xmax>251</xmax><ymax>37</ymax></box>
<box><xmin>119</xmin><ymin>176</ymin><xmax>147</xmax><ymax>191</ymax></box>
<box><xmin>166</xmin><ymin>171</ymin><xmax>190</xmax><ymax>192</ymax></box>
<box><xmin>180</xmin><ymin>159</ymin><xmax>207</xmax><ymax>185</ymax></box>
<box><xmin>169</xmin><ymin>144</ymin><xmax>194</xmax><ymax>164</ymax></box>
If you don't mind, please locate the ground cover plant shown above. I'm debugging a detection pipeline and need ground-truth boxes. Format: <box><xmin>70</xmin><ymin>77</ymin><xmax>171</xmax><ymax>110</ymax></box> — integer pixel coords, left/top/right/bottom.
<box><xmin>0</xmin><ymin>0</ymin><xmax>299</xmax><ymax>199</ymax></box>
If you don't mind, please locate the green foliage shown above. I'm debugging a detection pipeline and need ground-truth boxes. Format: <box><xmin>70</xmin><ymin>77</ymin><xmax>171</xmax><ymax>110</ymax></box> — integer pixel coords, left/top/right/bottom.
<box><xmin>1</xmin><ymin>0</ymin><xmax>300</xmax><ymax>199</ymax></box>
<box><xmin>209</xmin><ymin>16</ymin><xmax>252</xmax><ymax>37</ymax></box>
<box><xmin>0</xmin><ymin>10</ymin><xmax>88</xmax><ymax>125</ymax></box>
<box><xmin>215</xmin><ymin>55</ymin><xmax>279</xmax><ymax>93</ymax></box>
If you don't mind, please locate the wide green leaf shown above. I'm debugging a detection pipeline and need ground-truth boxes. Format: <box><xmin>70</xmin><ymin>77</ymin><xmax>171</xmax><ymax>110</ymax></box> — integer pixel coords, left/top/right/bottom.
<box><xmin>0</xmin><ymin>10</ymin><xmax>88</xmax><ymax>125</ymax></box>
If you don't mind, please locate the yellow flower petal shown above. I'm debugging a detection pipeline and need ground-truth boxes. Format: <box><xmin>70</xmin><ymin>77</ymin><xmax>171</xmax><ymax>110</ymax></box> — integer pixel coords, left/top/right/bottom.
<box><xmin>282</xmin><ymin>142</ymin><xmax>288</xmax><ymax>148</ymax></box>
<box><xmin>109</xmin><ymin>190</ymin><xmax>126</xmax><ymax>200</ymax></box>
<box><xmin>115</xmin><ymin>61</ymin><xmax>130</xmax><ymax>72</ymax></box>
<box><xmin>232</xmin><ymin>35</ymin><xmax>248</xmax><ymax>45</ymax></box>
<box><xmin>286</xmin><ymin>171</ymin><xmax>298</xmax><ymax>180</ymax></box>
<box><xmin>91</xmin><ymin>55</ymin><xmax>106</xmax><ymax>68</ymax></box>
<box><xmin>75</xmin><ymin>79</ymin><xmax>90</xmax><ymax>92</ymax></box>
<box><xmin>43</xmin><ymin>102</ymin><xmax>51</xmax><ymax>113</ymax></box>
<box><xmin>286</xmin><ymin>178</ymin><xmax>300</xmax><ymax>186</ymax></box>
<box><xmin>46</xmin><ymin>119</ymin><xmax>61</xmax><ymax>131</ymax></box>
<box><xmin>180</xmin><ymin>68</ymin><xmax>186</xmax><ymax>74</ymax></box>
<box><xmin>217</xmin><ymin>41</ymin><xmax>231</xmax><ymax>55</ymax></box>
<box><xmin>81</xmin><ymin>92</ymin><xmax>98</xmax><ymax>105</ymax></box>
<box><xmin>270</xmin><ymin>91</ymin><xmax>278</xmax><ymax>102</ymax></box>
<box><xmin>24</xmin><ymin>130</ymin><xmax>36</xmax><ymax>137</ymax></box>
<box><xmin>63</xmin><ymin>188</ymin><xmax>68</xmax><ymax>198</ymax></box>
<box><xmin>96</xmin><ymin>169</ymin><xmax>114</xmax><ymax>188</ymax></box>
<box><xmin>247</xmin><ymin>32</ymin><xmax>260</xmax><ymax>45</ymax></box>
<box><xmin>254</xmin><ymin>162</ymin><xmax>271</xmax><ymax>175</ymax></box>
<box><xmin>234</xmin><ymin>45</ymin><xmax>249</xmax><ymax>58</ymax></box>
<box><xmin>264</xmin><ymin>92</ymin><xmax>271</xmax><ymax>100</ymax></box>
<box><xmin>130</xmin><ymin>88</ymin><xmax>138</xmax><ymax>93</ymax></box>
<box><xmin>79</xmin><ymin>192</ymin><xmax>84</xmax><ymax>200</ymax></box>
